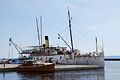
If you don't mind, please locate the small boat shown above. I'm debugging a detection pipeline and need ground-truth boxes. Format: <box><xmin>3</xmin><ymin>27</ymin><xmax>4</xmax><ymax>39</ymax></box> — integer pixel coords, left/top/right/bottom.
<box><xmin>17</xmin><ymin>61</ymin><xmax>55</xmax><ymax>72</ymax></box>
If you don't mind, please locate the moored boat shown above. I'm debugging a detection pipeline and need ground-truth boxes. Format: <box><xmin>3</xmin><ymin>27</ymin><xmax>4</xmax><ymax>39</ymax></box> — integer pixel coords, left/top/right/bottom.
<box><xmin>17</xmin><ymin>61</ymin><xmax>55</xmax><ymax>72</ymax></box>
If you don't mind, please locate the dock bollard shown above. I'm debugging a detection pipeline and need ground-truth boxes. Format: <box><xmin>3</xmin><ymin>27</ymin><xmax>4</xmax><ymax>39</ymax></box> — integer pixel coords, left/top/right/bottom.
<box><xmin>3</xmin><ymin>63</ymin><xmax>5</xmax><ymax>68</ymax></box>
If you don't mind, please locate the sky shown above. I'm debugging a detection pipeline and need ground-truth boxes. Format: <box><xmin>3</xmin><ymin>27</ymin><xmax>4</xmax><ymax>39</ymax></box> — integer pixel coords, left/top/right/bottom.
<box><xmin>0</xmin><ymin>0</ymin><xmax>120</xmax><ymax>58</ymax></box>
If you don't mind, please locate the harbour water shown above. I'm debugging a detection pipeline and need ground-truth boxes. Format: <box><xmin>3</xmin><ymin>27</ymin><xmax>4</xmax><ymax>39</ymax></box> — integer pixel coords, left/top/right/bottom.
<box><xmin>0</xmin><ymin>61</ymin><xmax>119</xmax><ymax>80</ymax></box>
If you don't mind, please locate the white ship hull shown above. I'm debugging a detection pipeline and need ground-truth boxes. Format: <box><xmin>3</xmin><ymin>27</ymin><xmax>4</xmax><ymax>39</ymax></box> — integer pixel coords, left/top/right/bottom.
<box><xmin>32</xmin><ymin>54</ymin><xmax>104</xmax><ymax>67</ymax></box>
<box><xmin>58</xmin><ymin>56</ymin><xmax>104</xmax><ymax>67</ymax></box>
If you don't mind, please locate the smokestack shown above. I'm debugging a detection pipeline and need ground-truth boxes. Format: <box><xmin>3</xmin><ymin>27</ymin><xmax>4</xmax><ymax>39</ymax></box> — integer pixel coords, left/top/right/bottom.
<box><xmin>45</xmin><ymin>36</ymin><xmax>49</xmax><ymax>47</ymax></box>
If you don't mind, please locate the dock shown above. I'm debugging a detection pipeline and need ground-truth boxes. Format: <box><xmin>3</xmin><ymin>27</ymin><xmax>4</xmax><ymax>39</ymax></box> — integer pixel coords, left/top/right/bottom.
<box><xmin>55</xmin><ymin>65</ymin><xmax>101</xmax><ymax>71</ymax></box>
<box><xmin>105</xmin><ymin>58</ymin><xmax>120</xmax><ymax>61</ymax></box>
<box><xmin>0</xmin><ymin>64</ymin><xmax>18</xmax><ymax>72</ymax></box>
<box><xmin>0</xmin><ymin>64</ymin><xmax>102</xmax><ymax>72</ymax></box>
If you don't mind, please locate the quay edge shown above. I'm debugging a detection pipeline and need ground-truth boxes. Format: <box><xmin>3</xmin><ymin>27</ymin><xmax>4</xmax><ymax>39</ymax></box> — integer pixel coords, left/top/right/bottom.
<box><xmin>0</xmin><ymin>64</ymin><xmax>103</xmax><ymax>72</ymax></box>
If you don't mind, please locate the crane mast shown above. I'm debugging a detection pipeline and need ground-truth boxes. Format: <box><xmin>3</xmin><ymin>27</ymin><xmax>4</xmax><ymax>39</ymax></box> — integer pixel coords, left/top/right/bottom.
<box><xmin>58</xmin><ymin>34</ymin><xmax>71</xmax><ymax>49</ymax></box>
<box><xmin>9</xmin><ymin>38</ymin><xmax>22</xmax><ymax>53</ymax></box>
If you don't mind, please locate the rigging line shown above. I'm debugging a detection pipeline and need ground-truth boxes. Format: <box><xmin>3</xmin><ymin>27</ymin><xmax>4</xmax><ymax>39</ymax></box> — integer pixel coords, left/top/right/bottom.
<box><xmin>73</xmin><ymin>28</ymin><xmax>94</xmax><ymax>49</ymax></box>
<box><xmin>78</xmin><ymin>30</ymin><xmax>94</xmax><ymax>45</ymax></box>
<box><xmin>75</xmin><ymin>26</ymin><xmax>96</xmax><ymax>40</ymax></box>
<box><xmin>83</xmin><ymin>30</ymin><xmax>96</xmax><ymax>42</ymax></box>
<box><xmin>59</xmin><ymin>27</ymin><xmax>69</xmax><ymax>34</ymax></box>
<box><xmin>74</xmin><ymin>27</ymin><xmax>95</xmax><ymax>45</ymax></box>
<box><xmin>80</xmin><ymin>31</ymin><xmax>94</xmax><ymax>45</ymax></box>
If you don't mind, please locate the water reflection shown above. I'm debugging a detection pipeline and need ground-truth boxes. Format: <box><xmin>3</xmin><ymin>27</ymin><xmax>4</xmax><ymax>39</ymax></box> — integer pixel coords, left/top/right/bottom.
<box><xmin>3</xmin><ymin>72</ymin><xmax>5</xmax><ymax>80</ymax></box>
<box><xmin>17</xmin><ymin>68</ymin><xmax>105</xmax><ymax>80</ymax></box>
<box><xmin>17</xmin><ymin>72</ymin><xmax>55</xmax><ymax>80</ymax></box>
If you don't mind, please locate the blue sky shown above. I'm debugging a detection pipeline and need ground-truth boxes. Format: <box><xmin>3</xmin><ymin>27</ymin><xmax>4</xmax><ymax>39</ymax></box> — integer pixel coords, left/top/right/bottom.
<box><xmin>0</xmin><ymin>0</ymin><xmax>120</xmax><ymax>58</ymax></box>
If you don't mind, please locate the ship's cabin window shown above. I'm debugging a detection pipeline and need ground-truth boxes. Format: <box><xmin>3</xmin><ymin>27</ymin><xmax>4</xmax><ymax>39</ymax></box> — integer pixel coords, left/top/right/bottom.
<box><xmin>57</xmin><ymin>51</ymin><xmax>64</xmax><ymax>55</ymax></box>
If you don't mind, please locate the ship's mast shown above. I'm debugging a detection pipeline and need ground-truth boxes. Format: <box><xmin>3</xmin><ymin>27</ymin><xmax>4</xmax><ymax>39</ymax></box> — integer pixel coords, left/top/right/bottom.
<box><xmin>95</xmin><ymin>37</ymin><xmax>98</xmax><ymax>54</ymax></box>
<box><xmin>40</xmin><ymin>16</ymin><xmax>43</xmax><ymax>46</ymax></box>
<box><xmin>36</xmin><ymin>17</ymin><xmax>41</xmax><ymax>46</ymax></box>
<box><xmin>102</xmin><ymin>39</ymin><xmax>104</xmax><ymax>56</ymax></box>
<box><xmin>68</xmin><ymin>8</ymin><xmax>74</xmax><ymax>52</ymax></box>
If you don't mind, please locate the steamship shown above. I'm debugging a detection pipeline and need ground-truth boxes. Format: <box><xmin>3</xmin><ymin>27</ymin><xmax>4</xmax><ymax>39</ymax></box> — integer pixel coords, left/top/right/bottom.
<box><xmin>9</xmin><ymin>10</ymin><xmax>104</xmax><ymax>67</ymax></box>
<box><xmin>19</xmin><ymin>36</ymin><xmax>104</xmax><ymax>67</ymax></box>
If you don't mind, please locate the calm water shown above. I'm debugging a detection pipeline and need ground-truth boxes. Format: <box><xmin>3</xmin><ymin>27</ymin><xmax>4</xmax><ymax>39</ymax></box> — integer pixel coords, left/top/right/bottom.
<box><xmin>0</xmin><ymin>61</ymin><xmax>119</xmax><ymax>80</ymax></box>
